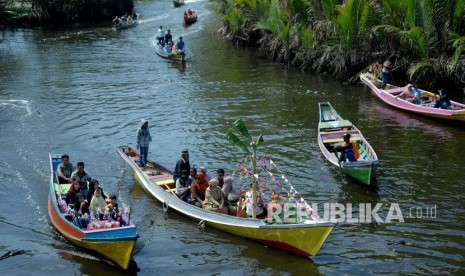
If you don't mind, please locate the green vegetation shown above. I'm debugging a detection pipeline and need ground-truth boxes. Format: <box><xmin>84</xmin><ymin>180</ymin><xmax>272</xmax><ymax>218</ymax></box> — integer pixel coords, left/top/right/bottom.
<box><xmin>0</xmin><ymin>0</ymin><xmax>133</xmax><ymax>25</ymax></box>
<box><xmin>213</xmin><ymin>0</ymin><xmax>465</xmax><ymax>94</ymax></box>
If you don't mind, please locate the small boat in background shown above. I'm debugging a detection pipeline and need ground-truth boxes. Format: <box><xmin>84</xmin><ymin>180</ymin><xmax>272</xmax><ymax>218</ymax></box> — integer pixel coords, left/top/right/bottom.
<box><xmin>152</xmin><ymin>37</ymin><xmax>185</xmax><ymax>63</ymax></box>
<box><xmin>112</xmin><ymin>13</ymin><xmax>139</xmax><ymax>31</ymax></box>
<box><xmin>48</xmin><ymin>153</ymin><xmax>138</xmax><ymax>270</ymax></box>
<box><xmin>173</xmin><ymin>0</ymin><xmax>185</xmax><ymax>8</ymax></box>
<box><xmin>360</xmin><ymin>73</ymin><xmax>465</xmax><ymax>122</ymax></box>
<box><xmin>183</xmin><ymin>9</ymin><xmax>197</xmax><ymax>26</ymax></box>
<box><xmin>317</xmin><ymin>102</ymin><xmax>379</xmax><ymax>185</ymax></box>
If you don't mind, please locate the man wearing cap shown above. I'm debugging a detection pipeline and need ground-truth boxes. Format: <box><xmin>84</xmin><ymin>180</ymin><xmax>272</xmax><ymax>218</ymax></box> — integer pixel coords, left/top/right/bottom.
<box><xmin>333</xmin><ymin>133</ymin><xmax>360</xmax><ymax>163</ymax></box>
<box><xmin>174</xmin><ymin>149</ymin><xmax>190</xmax><ymax>182</ymax></box>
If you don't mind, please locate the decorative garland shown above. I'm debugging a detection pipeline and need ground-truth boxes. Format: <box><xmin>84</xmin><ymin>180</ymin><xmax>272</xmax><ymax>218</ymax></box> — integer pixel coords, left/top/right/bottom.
<box><xmin>232</xmin><ymin>155</ymin><xmax>320</xmax><ymax>221</ymax></box>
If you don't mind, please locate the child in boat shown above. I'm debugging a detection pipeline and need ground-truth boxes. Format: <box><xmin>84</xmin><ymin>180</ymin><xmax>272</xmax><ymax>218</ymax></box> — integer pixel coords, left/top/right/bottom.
<box><xmin>90</xmin><ymin>189</ymin><xmax>107</xmax><ymax>219</ymax></box>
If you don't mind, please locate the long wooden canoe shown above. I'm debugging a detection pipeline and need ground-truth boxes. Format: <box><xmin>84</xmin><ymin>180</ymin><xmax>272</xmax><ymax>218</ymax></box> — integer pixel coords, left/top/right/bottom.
<box><xmin>317</xmin><ymin>102</ymin><xmax>379</xmax><ymax>185</ymax></box>
<box><xmin>360</xmin><ymin>73</ymin><xmax>465</xmax><ymax>122</ymax></box>
<box><xmin>116</xmin><ymin>145</ymin><xmax>334</xmax><ymax>257</ymax></box>
<box><xmin>48</xmin><ymin>154</ymin><xmax>138</xmax><ymax>270</ymax></box>
<box><xmin>152</xmin><ymin>37</ymin><xmax>185</xmax><ymax>64</ymax></box>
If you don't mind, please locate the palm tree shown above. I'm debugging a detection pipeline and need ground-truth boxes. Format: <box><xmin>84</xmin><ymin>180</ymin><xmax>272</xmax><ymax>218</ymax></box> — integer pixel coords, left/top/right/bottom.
<box><xmin>226</xmin><ymin>118</ymin><xmax>263</xmax><ymax>219</ymax></box>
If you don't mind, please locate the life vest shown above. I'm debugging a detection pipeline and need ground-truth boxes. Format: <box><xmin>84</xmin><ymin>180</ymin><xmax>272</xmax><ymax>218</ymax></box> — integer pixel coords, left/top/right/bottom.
<box><xmin>343</xmin><ymin>141</ymin><xmax>360</xmax><ymax>160</ymax></box>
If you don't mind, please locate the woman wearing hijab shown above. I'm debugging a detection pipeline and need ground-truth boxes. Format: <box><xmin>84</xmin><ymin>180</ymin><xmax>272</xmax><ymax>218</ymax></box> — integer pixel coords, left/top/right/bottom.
<box><xmin>203</xmin><ymin>179</ymin><xmax>228</xmax><ymax>214</ymax></box>
<box><xmin>190</xmin><ymin>172</ymin><xmax>209</xmax><ymax>207</ymax></box>
<box><xmin>90</xmin><ymin>189</ymin><xmax>107</xmax><ymax>219</ymax></box>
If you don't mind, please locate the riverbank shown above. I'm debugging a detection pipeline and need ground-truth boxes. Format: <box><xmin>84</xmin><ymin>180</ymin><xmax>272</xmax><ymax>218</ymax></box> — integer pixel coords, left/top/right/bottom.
<box><xmin>0</xmin><ymin>0</ymin><xmax>134</xmax><ymax>26</ymax></box>
<box><xmin>212</xmin><ymin>0</ymin><xmax>465</xmax><ymax>97</ymax></box>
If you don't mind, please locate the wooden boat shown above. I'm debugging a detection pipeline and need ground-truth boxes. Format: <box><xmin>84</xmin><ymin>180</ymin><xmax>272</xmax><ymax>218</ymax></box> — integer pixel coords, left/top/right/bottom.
<box><xmin>183</xmin><ymin>10</ymin><xmax>197</xmax><ymax>26</ymax></box>
<box><xmin>318</xmin><ymin>102</ymin><xmax>379</xmax><ymax>185</ymax></box>
<box><xmin>173</xmin><ymin>0</ymin><xmax>185</xmax><ymax>8</ymax></box>
<box><xmin>152</xmin><ymin>37</ymin><xmax>185</xmax><ymax>63</ymax></box>
<box><xmin>112</xmin><ymin>14</ymin><xmax>139</xmax><ymax>31</ymax></box>
<box><xmin>116</xmin><ymin>145</ymin><xmax>334</xmax><ymax>257</ymax></box>
<box><xmin>360</xmin><ymin>73</ymin><xmax>465</xmax><ymax>122</ymax></box>
<box><xmin>48</xmin><ymin>154</ymin><xmax>138</xmax><ymax>270</ymax></box>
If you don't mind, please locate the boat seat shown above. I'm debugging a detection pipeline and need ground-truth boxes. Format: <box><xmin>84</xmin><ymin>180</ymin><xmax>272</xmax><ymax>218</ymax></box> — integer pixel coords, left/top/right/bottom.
<box><xmin>156</xmin><ymin>179</ymin><xmax>174</xmax><ymax>186</ymax></box>
<box><xmin>322</xmin><ymin>136</ymin><xmax>361</xmax><ymax>144</ymax></box>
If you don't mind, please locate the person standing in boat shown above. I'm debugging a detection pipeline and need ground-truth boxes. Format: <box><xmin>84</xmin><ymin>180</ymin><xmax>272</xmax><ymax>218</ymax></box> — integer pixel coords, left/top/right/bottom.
<box><xmin>157</xmin><ymin>26</ymin><xmax>164</xmax><ymax>45</ymax></box>
<box><xmin>136</xmin><ymin>119</ymin><xmax>152</xmax><ymax>168</ymax></box>
<box><xmin>173</xmin><ymin>149</ymin><xmax>190</xmax><ymax>182</ymax></box>
<box><xmin>333</xmin><ymin>133</ymin><xmax>360</xmax><ymax>163</ymax></box>
<box><xmin>164</xmin><ymin>29</ymin><xmax>172</xmax><ymax>45</ymax></box>
<box><xmin>176</xmin><ymin>170</ymin><xmax>191</xmax><ymax>203</ymax></box>
<box><xmin>381</xmin><ymin>59</ymin><xmax>393</xmax><ymax>89</ymax></box>
<box><xmin>57</xmin><ymin>154</ymin><xmax>74</xmax><ymax>184</ymax></box>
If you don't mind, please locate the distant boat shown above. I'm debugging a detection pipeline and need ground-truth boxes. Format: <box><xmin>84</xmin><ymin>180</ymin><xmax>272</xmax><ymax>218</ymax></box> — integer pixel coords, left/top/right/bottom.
<box><xmin>48</xmin><ymin>153</ymin><xmax>138</xmax><ymax>270</ymax></box>
<box><xmin>152</xmin><ymin>37</ymin><xmax>185</xmax><ymax>63</ymax></box>
<box><xmin>183</xmin><ymin>10</ymin><xmax>197</xmax><ymax>26</ymax></box>
<box><xmin>116</xmin><ymin>145</ymin><xmax>334</xmax><ymax>257</ymax></box>
<box><xmin>317</xmin><ymin>102</ymin><xmax>379</xmax><ymax>185</ymax></box>
<box><xmin>173</xmin><ymin>0</ymin><xmax>185</xmax><ymax>8</ymax></box>
<box><xmin>360</xmin><ymin>73</ymin><xmax>465</xmax><ymax>122</ymax></box>
<box><xmin>112</xmin><ymin>14</ymin><xmax>139</xmax><ymax>31</ymax></box>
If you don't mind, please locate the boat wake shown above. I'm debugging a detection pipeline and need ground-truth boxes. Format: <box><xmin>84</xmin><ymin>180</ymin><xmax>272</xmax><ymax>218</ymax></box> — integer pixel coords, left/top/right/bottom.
<box><xmin>0</xmin><ymin>99</ymin><xmax>34</xmax><ymax>117</ymax></box>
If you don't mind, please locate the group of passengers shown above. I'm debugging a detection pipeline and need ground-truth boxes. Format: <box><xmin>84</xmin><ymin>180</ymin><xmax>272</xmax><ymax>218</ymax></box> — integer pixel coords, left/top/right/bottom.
<box><xmin>172</xmin><ymin>150</ymin><xmax>268</xmax><ymax>218</ymax></box>
<box><xmin>396</xmin><ymin>84</ymin><xmax>452</xmax><ymax>108</ymax></box>
<box><xmin>156</xmin><ymin>26</ymin><xmax>185</xmax><ymax>55</ymax></box>
<box><xmin>112</xmin><ymin>12</ymin><xmax>138</xmax><ymax>26</ymax></box>
<box><xmin>56</xmin><ymin>155</ymin><xmax>124</xmax><ymax>228</ymax></box>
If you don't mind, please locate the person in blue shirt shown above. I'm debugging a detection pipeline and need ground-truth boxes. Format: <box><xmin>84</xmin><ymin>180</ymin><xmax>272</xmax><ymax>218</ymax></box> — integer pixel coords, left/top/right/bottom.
<box><xmin>176</xmin><ymin>36</ymin><xmax>185</xmax><ymax>55</ymax></box>
<box><xmin>163</xmin><ymin>42</ymin><xmax>171</xmax><ymax>53</ymax></box>
<box><xmin>407</xmin><ymin>84</ymin><xmax>421</xmax><ymax>104</ymax></box>
<box><xmin>434</xmin><ymin>89</ymin><xmax>451</xmax><ymax>109</ymax></box>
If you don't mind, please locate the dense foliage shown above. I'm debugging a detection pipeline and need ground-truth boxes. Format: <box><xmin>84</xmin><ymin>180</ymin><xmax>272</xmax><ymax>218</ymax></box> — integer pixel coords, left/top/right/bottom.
<box><xmin>0</xmin><ymin>0</ymin><xmax>133</xmax><ymax>24</ymax></box>
<box><xmin>213</xmin><ymin>0</ymin><xmax>465</xmax><ymax>93</ymax></box>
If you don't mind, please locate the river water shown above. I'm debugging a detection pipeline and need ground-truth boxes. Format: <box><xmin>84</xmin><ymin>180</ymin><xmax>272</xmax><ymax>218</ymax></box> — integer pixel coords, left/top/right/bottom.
<box><xmin>1</xmin><ymin>0</ymin><xmax>465</xmax><ymax>275</ymax></box>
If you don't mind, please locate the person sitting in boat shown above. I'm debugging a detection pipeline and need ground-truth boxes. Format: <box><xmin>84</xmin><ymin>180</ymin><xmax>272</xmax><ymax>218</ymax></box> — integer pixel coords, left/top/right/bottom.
<box><xmin>173</xmin><ymin>149</ymin><xmax>190</xmax><ymax>183</ymax></box>
<box><xmin>106</xmin><ymin>194</ymin><xmax>124</xmax><ymax>225</ymax></box>
<box><xmin>333</xmin><ymin>133</ymin><xmax>360</xmax><ymax>163</ymax></box>
<box><xmin>190</xmin><ymin>172</ymin><xmax>209</xmax><ymax>207</ymax></box>
<box><xmin>176</xmin><ymin>170</ymin><xmax>191</xmax><ymax>203</ymax></box>
<box><xmin>72</xmin><ymin>193</ymin><xmax>90</xmax><ymax>228</ymax></box>
<box><xmin>189</xmin><ymin>166</ymin><xmax>197</xmax><ymax>184</ymax></box>
<box><xmin>176</xmin><ymin>36</ymin><xmax>185</xmax><ymax>55</ymax></box>
<box><xmin>87</xmin><ymin>179</ymin><xmax>106</xmax><ymax>204</ymax></box>
<box><xmin>70</xmin><ymin>161</ymin><xmax>91</xmax><ymax>198</ymax></box>
<box><xmin>203</xmin><ymin>179</ymin><xmax>228</xmax><ymax>214</ymax></box>
<box><xmin>57</xmin><ymin>154</ymin><xmax>74</xmax><ymax>184</ymax></box>
<box><xmin>408</xmin><ymin>85</ymin><xmax>422</xmax><ymax>105</ymax></box>
<box><xmin>74</xmin><ymin>192</ymin><xmax>89</xmax><ymax>216</ymax></box>
<box><xmin>127</xmin><ymin>15</ymin><xmax>134</xmax><ymax>25</ymax></box>
<box><xmin>244</xmin><ymin>184</ymin><xmax>267</xmax><ymax>219</ymax></box>
<box><xmin>163</xmin><ymin>42</ymin><xmax>171</xmax><ymax>54</ymax></box>
<box><xmin>434</xmin><ymin>89</ymin><xmax>451</xmax><ymax>109</ymax></box>
<box><xmin>199</xmin><ymin>166</ymin><xmax>211</xmax><ymax>182</ymax></box>
<box><xmin>66</xmin><ymin>180</ymin><xmax>82</xmax><ymax>206</ymax></box>
<box><xmin>171</xmin><ymin>43</ymin><xmax>178</xmax><ymax>54</ymax></box>
<box><xmin>222</xmin><ymin>176</ymin><xmax>239</xmax><ymax>203</ymax></box>
<box><xmin>157</xmin><ymin>25</ymin><xmax>164</xmax><ymax>45</ymax></box>
<box><xmin>90</xmin><ymin>189</ymin><xmax>107</xmax><ymax>220</ymax></box>
<box><xmin>112</xmin><ymin>16</ymin><xmax>121</xmax><ymax>25</ymax></box>
<box><xmin>164</xmin><ymin>29</ymin><xmax>172</xmax><ymax>45</ymax></box>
